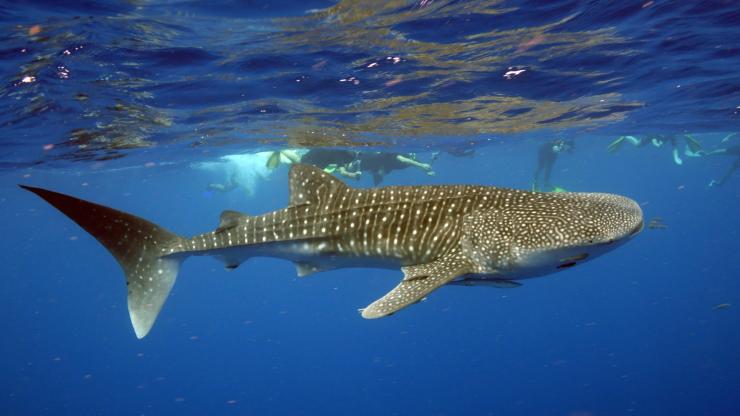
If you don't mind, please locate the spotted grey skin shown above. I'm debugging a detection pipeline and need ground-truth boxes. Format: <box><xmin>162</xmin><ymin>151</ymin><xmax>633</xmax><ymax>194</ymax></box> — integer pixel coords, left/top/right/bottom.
<box><xmin>20</xmin><ymin>164</ymin><xmax>642</xmax><ymax>338</ymax></box>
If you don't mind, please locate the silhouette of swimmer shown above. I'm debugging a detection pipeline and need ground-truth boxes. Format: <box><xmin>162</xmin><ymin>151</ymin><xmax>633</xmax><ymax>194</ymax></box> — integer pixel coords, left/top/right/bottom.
<box><xmin>607</xmin><ymin>134</ymin><xmax>703</xmax><ymax>165</ymax></box>
<box><xmin>263</xmin><ymin>149</ymin><xmax>434</xmax><ymax>184</ymax></box>
<box><xmin>532</xmin><ymin>139</ymin><xmax>573</xmax><ymax>192</ymax></box>
<box><xmin>356</xmin><ymin>152</ymin><xmax>434</xmax><ymax>185</ymax></box>
<box><xmin>300</xmin><ymin>149</ymin><xmax>362</xmax><ymax>180</ymax></box>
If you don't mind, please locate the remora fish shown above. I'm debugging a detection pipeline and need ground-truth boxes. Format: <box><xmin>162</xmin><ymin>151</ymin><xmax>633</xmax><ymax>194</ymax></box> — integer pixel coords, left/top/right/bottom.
<box><xmin>21</xmin><ymin>164</ymin><xmax>643</xmax><ymax>338</ymax></box>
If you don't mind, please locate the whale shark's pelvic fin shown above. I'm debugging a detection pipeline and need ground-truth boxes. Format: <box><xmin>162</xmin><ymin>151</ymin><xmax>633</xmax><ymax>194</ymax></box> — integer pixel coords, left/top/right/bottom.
<box><xmin>447</xmin><ymin>279</ymin><xmax>521</xmax><ymax>288</ymax></box>
<box><xmin>216</xmin><ymin>210</ymin><xmax>247</xmax><ymax>233</ymax></box>
<box><xmin>19</xmin><ymin>185</ymin><xmax>187</xmax><ymax>339</ymax></box>
<box><xmin>360</xmin><ymin>249</ymin><xmax>473</xmax><ymax>319</ymax></box>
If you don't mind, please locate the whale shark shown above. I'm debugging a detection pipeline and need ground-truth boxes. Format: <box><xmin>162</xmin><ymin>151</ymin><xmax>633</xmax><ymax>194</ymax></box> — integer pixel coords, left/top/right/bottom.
<box><xmin>21</xmin><ymin>164</ymin><xmax>643</xmax><ymax>338</ymax></box>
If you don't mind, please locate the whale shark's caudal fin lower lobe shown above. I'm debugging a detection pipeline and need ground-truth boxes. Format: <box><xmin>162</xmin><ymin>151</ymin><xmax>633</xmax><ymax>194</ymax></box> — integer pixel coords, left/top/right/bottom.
<box><xmin>20</xmin><ymin>185</ymin><xmax>188</xmax><ymax>338</ymax></box>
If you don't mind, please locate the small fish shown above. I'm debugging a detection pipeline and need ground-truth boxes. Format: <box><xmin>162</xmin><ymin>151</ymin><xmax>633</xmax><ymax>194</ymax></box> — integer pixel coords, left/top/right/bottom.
<box><xmin>647</xmin><ymin>217</ymin><xmax>667</xmax><ymax>230</ymax></box>
<box><xmin>713</xmin><ymin>303</ymin><xmax>731</xmax><ymax>310</ymax></box>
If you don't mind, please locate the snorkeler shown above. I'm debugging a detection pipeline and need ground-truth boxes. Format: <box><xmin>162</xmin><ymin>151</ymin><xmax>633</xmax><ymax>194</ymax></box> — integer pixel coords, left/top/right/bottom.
<box><xmin>532</xmin><ymin>138</ymin><xmax>574</xmax><ymax>192</ymax></box>
<box><xmin>356</xmin><ymin>152</ymin><xmax>435</xmax><ymax>185</ymax></box>
<box><xmin>607</xmin><ymin>134</ymin><xmax>703</xmax><ymax>165</ymax></box>
<box><xmin>298</xmin><ymin>148</ymin><xmax>362</xmax><ymax>180</ymax></box>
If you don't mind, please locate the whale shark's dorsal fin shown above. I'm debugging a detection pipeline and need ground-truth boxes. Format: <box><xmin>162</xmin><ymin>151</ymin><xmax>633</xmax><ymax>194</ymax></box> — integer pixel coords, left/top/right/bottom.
<box><xmin>360</xmin><ymin>248</ymin><xmax>475</xmax><ymax>319</ymax></box>
<box><xmin>288</xmin><ymin>164</ymin><xmax>349</xmax><ymax>207</ymax></box>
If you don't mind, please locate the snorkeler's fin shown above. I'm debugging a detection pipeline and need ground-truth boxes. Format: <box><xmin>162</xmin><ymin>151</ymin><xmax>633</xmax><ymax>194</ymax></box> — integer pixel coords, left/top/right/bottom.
<box><xmin>684</xmin><ymin>134</ymin><xmax>703</xmax><ymax>154</ymax></box>
<box><xmin>721</xmin><ymin>133</ymin><xmax>736</xmax><ymax>143</ymax></box>
<box><xmin>266</xmin><ymin>151</ymin><xmax>282</xmax><ymax>170</ymax></box>
<box><xmin>672</xmin><ymin>148</ymin><xmax>683</xmax><ymax>165</ymax></box>
<box><xmin>607</xmin><ymin>136</ymin><xmax>626</xmax><ymax>153</ymax></box>
<box><xmin>19</xmin><ymin>185</ymin><xmax>189</xmax><ymax>339</ymax></box>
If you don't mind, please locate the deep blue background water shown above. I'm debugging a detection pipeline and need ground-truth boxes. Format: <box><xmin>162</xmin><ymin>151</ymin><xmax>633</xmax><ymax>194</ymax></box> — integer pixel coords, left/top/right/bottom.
<box><xmin>1</xmin><ymin>1</ymin><xmax>739</xmax><ymax>415</ymax></box>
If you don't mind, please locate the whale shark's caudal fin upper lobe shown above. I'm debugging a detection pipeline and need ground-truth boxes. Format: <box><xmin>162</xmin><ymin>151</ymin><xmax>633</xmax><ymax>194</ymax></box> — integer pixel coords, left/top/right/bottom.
<box><xmin>20</xmin><ymin>185</ymin><xmax>188</xmax><ymax>338</ymax></box>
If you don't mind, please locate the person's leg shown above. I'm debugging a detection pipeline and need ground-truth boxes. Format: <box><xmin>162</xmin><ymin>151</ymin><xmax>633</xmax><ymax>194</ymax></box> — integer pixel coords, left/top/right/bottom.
<box><xmin>280</xmin><ymin>149</ymin><xmax>302</xmax><ymax>164</ymax></box>
<box><xmin>606</xmin><ymin>136</ymin><xmax>625</xmax><ymax>153</ymax></box>
<box><xmin>672</xmin><ymin>146</ymin><xmax>683</xmax><ymax>165</ymax></box>
<box><xmin>532</xmin><ymin>162</ymin><xmax>543</xmax><ymax>191</ymax></box>
<box><xmin>396</xmin><ymin>154</ymin><xmax>434</xmax><ymax>174</ymax></box>
<box><xmin>710</xmin><ymin>159</ymin><xmax>739</xmax><ymax>187</ymax></box>
<box><xmin>667</xmin><ymin>137</ymin><xmax>682</xmax><ymax>165</ymax></box>
<box><xmin>372</xmin><ymin>171</ymin><xmax>383</xmax><ymax>186</ymax></box>
<box><xmin>608</xmin><ymin>136</ymin><xmax>641</xmax><ymax>153</ymax></box>
<box><xmin>542</xmin><ymin>159</ymin><xmax>555</xmax><ymax>191</ymax></box>
<box><xmin>532</xmin><ymin>145</ymin><xmax>551</xmax><ymax>192</ymax></box>
<box><xmin>208</xmin><ymin>171</ymin><xmax>239</xmax><ymax>193</ymax></box>
<box><xmin>684</xmin><ymin>134</ymin><xmax>704</xmax><ymax>154</ymax></box>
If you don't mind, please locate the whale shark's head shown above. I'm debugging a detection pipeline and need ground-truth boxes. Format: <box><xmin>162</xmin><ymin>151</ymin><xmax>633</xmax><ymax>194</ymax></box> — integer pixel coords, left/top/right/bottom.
<box><xmin>512</xmin><ymin>192</ymin><xmax>643</xmax><ymax>277</ymax></box>
<box><xmin>462</xmin><ymin>192</ymin><xmax>643</xmax><ymax>279</ymax></box>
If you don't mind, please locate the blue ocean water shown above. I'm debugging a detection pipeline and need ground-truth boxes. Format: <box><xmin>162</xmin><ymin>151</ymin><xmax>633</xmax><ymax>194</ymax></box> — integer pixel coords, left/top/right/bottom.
<box><xmin>1</xmin><ymin>1</ymin><xmax>739</xmax><ymax>415</ymax></box>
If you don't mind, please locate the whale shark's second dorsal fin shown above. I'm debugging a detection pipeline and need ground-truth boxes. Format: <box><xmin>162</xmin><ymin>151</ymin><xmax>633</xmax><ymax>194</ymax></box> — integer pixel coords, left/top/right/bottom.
<box><xmin>216</xmin><ymin>210</ymin><xmax>247</xmax><ymax>234</ymax></box>
<box><xmin>360</xmin><ymin>248</ymin><xmax>474</xmax><ymax>319</ymax></box>
<box><xmin>288</xmin><ymin>164</ymin><xmax>349</xmax><ymax>207</ymax></box>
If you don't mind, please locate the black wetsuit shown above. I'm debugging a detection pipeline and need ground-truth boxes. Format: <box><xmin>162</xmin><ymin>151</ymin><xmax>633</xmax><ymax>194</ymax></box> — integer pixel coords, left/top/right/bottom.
<box><xmin>533</xmin><ymin>141</ymin><xmax>558</xmax><ymax>191</ymax></box>
<box><xmin>356</xmin><ymin>152</ymin><xmax>407</xmax><ymax>185</ymax></box>
<box><xmin>300</xmin><ymin>149</ymin><xmax>356</xmax><ymax>169</ymax></box>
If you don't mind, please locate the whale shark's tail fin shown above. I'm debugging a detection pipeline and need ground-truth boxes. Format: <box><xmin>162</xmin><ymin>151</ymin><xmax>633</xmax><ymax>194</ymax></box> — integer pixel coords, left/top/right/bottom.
<box><xmin>20</xmin><ymin>185</ymin><xmax>188</xmax><ymax>339</ymax></box>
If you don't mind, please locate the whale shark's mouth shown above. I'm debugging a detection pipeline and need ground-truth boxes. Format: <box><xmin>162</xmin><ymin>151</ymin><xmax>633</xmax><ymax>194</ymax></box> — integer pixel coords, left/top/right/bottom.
<box><xmin>629</xmin><ymin>219</ymin><xmax>644</xmax><ymax>237</ymax></box>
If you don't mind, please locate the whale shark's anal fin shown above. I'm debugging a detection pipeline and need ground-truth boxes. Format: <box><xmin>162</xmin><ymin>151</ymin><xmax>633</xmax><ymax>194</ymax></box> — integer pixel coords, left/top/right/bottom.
<box><xmin>20</xmin><ymin>185</ymin><xmax>188</xmax><ymax>339</ymax></box>
<box><xmin>360</xmin><ymin>249</ymin><xmax>473</xmax><ymax>319</ymax></box>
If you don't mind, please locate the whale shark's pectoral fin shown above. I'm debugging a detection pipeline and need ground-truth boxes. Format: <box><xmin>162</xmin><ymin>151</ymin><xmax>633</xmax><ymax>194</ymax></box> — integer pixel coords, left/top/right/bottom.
<box><xmin>360</xmin><ymin>249</ymin><xmax>473</xmax><ymax>319</ymax></box>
